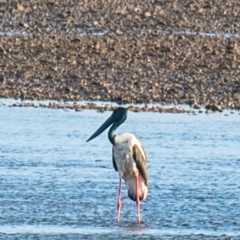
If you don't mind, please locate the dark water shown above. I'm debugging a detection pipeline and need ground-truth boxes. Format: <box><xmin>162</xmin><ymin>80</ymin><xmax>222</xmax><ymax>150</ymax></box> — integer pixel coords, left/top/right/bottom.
<box><xmin>0</xmin><ymin>102</ymin><xmax>240</xmax><ymax>239</ymax></box>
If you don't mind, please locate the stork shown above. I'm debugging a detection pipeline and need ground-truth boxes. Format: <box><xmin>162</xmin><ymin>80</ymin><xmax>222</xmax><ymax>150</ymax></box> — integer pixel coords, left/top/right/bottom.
<box><xmin>86</xmin><ymin>107</ymin><xmax>148</xmax><ymax>223</ymax></box>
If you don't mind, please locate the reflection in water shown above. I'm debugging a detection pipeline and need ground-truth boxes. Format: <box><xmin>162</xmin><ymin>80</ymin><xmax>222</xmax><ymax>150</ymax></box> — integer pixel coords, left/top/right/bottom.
<box><xmin>117</xmin><ymin>221</ymin><xmax>150</xmax><ymax>236</ymax></box>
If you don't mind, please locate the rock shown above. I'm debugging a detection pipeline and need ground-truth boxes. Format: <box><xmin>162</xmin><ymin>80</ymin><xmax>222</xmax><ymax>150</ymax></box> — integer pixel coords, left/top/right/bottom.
<box><xmin>193</xmin><ymin>104</ymin><xmax>201</xmax><ymax>109</ymax></box>
<box><xmin>205</xmin><ymin>104</ymin><xmax>222</xmax><ymax>112</ymax></box>
<box><xmin>0</xmin><ymin>0</ymin><xmax>239</xmax><ymax>111</ymax></box>
<box><xmin>17</xmin><ymin>4</ymin><xmax>24</xmax><ymax>12</ymax></box>
<box><xmin>144</xmin><ymin>12</ymin><xmax>151</xmax><ymax>18</ymax></box>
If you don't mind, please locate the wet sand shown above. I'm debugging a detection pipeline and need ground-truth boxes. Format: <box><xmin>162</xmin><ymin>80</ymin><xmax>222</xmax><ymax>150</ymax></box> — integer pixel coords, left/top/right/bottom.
<box><xmin>0</xmin><ymin>0</ymin><xmax>240</xmax><ymax>111</ymax></box>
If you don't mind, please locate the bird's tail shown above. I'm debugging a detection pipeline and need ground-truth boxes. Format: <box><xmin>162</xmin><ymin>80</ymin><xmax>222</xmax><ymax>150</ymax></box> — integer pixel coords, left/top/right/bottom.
<box><xmin>126</xmin><ymin>175</ymin><xmax>148</xmax><ymax>201</ymax></box>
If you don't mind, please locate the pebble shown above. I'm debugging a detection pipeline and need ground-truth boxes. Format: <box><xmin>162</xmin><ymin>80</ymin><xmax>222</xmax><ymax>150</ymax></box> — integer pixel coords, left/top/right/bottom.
<box><xmin>0</xmin><ymin>0</ymin><xmax>239</xmax><ymax>111</ymax></box>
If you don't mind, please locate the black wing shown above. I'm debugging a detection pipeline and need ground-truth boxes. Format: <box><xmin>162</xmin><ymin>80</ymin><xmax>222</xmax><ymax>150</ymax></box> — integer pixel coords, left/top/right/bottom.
<box><xmin>132</xmin><ymin>144</ymin><xmax>148</xmax><ymax>186</ymax></box>
<box><xmin>112</xmin><ymin>147</ymin><xmax>118</xmax><ymax>171</ymax></box>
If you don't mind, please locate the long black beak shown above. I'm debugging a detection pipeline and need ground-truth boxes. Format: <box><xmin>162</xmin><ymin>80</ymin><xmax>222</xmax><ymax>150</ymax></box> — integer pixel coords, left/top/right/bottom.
<box><xmin>86</xmin><ymin>114</ymin><xmax>114</xmax><ymax>142</ymax></box>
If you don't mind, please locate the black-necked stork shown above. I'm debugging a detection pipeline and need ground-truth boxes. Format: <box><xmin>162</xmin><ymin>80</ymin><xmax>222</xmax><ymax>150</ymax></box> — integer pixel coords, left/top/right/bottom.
<box><xmin>86</xmin><ymin>107</ymin><xmax>148</xmax><ymax>223</ymax></box>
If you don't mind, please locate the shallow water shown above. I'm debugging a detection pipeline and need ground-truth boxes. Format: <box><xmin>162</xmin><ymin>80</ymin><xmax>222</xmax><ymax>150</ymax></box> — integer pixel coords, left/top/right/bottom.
<box><xmin>0</xmin><ymin>103</ymin><xmax>240</xmax><ymax>239</ymax></box>
<box><xmin>1</xmin><ymin>27</ymin><xmax>240</xmax><ymax>38</ymax></box>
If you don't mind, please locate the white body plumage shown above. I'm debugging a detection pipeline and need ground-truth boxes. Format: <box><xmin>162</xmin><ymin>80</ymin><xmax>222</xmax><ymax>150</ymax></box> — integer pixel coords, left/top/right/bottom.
<box><xmin>113</xmin><ymin>133</ymin><xmax>148</xmax><ymax>201</ymax></box>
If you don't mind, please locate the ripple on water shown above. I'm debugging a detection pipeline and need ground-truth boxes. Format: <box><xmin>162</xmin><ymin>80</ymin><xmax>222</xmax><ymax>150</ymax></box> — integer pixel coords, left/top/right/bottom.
<box><xmin>0</xmin><ymin>106</ymin><xmax>239</xmax><ymax>238</ymax></box>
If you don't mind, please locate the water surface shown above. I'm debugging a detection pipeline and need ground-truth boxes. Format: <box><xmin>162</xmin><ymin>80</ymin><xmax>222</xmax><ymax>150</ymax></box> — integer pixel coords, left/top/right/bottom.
<box><xmin>1</xmin><ymin>27</ymin><xmax>239</xmax><ymax>38</ymax></box>
<box><xmin>0</xmin><ymin>104</ymin><xmax>239</xmax><ymax>239</ymax></box>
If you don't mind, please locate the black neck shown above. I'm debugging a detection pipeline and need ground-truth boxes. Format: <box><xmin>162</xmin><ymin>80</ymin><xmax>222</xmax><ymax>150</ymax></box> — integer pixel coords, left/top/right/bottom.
<box><xmin>108</xmin><ymin>121</ymin><xmax>122</xmax><ymax>145</ymax></box>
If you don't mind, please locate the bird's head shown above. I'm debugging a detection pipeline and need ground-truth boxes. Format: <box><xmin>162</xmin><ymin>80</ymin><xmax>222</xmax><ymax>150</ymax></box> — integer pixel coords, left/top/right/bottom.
<box><xmin>111</xmin><ymin>107</ymin><xmax>127</xmax><ymax>124</ymax></box>
<box><xmin>86</xmin><ymin>107</ymin><xmax>127</xmax><ymax>142</ymax></box>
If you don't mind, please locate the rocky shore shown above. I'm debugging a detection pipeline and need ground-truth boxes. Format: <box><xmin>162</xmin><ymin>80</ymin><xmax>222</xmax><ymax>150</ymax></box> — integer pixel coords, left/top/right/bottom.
<box><xmin>0</xmin><ymin>0</ymin><xmax>239</xmax><ymax>112</ymax></box>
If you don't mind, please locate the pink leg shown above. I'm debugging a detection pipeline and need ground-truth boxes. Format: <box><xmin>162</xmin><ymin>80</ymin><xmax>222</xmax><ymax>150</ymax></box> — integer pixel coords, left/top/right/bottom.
<box><xmin>135</xmin><ymin>176</ymin><xmax>141</xmax><ymax>223</ymax></box>
<box><xmin>117</xmin><ymin>177</ymin><xmax>122</xmax><ymax>223</ymax></box>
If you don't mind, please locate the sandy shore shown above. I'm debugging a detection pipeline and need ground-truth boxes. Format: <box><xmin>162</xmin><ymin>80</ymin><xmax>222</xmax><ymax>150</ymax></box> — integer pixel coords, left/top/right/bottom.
<box><xmin>0</xmin><ymin>0</ymin><xmax>239</xmax><ymax>111</ymax></box>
